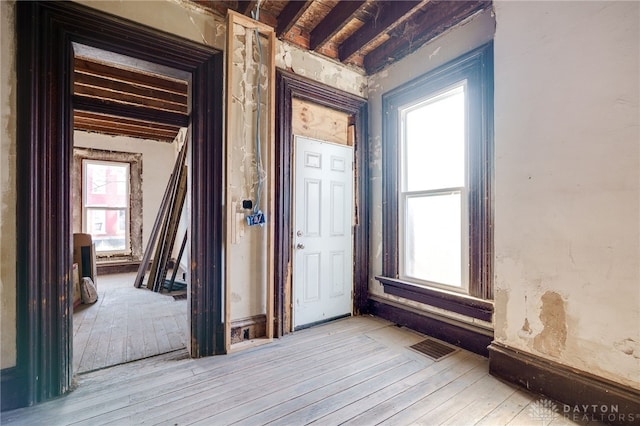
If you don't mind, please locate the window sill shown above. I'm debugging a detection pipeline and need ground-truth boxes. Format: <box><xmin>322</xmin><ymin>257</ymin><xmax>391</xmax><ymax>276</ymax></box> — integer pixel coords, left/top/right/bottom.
<box><xmin>375</xmin><ymin>276</ymin><xmax>493</xmax><ymax>322</ymax></box>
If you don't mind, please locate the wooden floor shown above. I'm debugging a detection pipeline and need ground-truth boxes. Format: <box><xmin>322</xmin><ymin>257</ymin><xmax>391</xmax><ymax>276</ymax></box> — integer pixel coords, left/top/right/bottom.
<box><xmin>2</xmin><ymin>316</ymin><xmax>593</xmax><ymax>426</ymax></box>
<box><xmin>73</xmin><ymin>272</ymin><xmax>188</xmax><ymax>374</ymax></box>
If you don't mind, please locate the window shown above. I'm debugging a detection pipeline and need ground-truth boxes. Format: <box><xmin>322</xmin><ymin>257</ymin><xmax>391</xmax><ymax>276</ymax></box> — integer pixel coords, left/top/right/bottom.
<box><xmin>380</xmin><ymin>43</ymin><xmax>493</xmax><ymax>302</ymax></box>
<box><xmin>82</xmin><ymin>160</ymin><xmax>130</xmax><ymax>254</ymax></box>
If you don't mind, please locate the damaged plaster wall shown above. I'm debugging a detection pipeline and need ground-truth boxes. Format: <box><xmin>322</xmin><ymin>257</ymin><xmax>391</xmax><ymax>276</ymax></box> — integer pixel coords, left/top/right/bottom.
<box><xmin>227</xmin><ymin>23</ymin><xmax>270</xmax><ymax>321</ymax></box>
<box><xmin>493</xmin><ymin>1</ymin><xmax>640</xmax><ymax>389</ymax></box>
<box><xmin>73</xmin><ymin>131</ymin><xmax>177</xmax><ymax>255</ymax></box>
<box><xmin>73</xmin><ymin>0</ymin><xmax>367</xmax><ymax>98</ymax></box>
<box><xmin>1</xmin><ymin>0</ymin><xmax>17</xmax><ymax>369</ymax></box>
<box><xmin>367</xmin><ymin>7</ymin><xmax>496</xmax><ymax>328</ymax></box>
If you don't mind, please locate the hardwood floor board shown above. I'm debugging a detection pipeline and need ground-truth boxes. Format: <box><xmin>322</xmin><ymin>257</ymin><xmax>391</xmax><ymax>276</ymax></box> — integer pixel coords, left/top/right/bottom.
<box><xmin>438</xmin><ymin>374</ymin><xmax>519</xmax><ymax>425</ymax></box>
<box><xmin>475</xmin><ymin>390</ymin><xmax>537</xmax><ymax>425</ymax></box>
<box><xmin>2</xmin><ymin>317</ymin><xmax>590</xmax><ymax>426</ymax></box>
<box><xmin>137</xmin><ymin>339</ymin><xmax>390</xmax><ymax>425</ymax></box>
<box><xmin>409</xmin><ymin>374</ymin><xmax>506</xmax><ymax>424</ymax></box>
<box><xmin>310</xmin><ymin>350</ymin><xmax>475</xmax><ymax>425</ymax></box>
<box><xmin>177</xmin><ymin>351</ymin><xmax>403</xmax><ymax>426</ymax></box>
<box><xmin>64</xmin><ymin>335</ymin><xmax>383</xmax><ymax>424</ymax></box>
<box><xmin>371</xmin><ymin>362</ymin><xmax>488</xmax><ymax>425</ymax></box>
<box><xmin>346</xmin><ymin>352</ymin><xmax>484</xmax><ymax>425</ymax></box>
<box><xmin>253</xmin><ymin>359</ymin><xmax>425</xmax><ymax>425</ymax></box>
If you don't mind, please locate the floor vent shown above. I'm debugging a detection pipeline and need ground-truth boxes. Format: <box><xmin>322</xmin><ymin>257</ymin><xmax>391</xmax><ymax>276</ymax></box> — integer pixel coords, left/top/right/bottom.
<box><xmin>410</xmin><ymin>338</ymin><xmax>458</xmax><ymax>361</ymax></box>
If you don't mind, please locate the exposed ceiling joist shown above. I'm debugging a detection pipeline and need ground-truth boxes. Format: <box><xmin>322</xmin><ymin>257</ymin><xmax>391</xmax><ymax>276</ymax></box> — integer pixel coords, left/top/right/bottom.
<box><xmin>276</xmin><ymin>0</ymin><xmax>314</xmax><ymax>37</ymax></box>
<box><xmin>310</xmin><ymin>0</ymin><xmax>367</xmax><ymax>51</ymax></box>
<box><xmin>74</xmin><ymin>111</ymin><xmax>181</xmax><ymax>142</ymax></box>
<box><xmin>338</xmin><ymin>0</ymin><xmax>428</xmax><ymax>61</ymax></box>
<box><xmin>364</xmin><ymin>0</ymin><xmax>491</xmax><ymax>73</ymax></box>
<box><xmin>73</xmin><ymin>56</ymin><xmax>189</xmax><ymax>141</ymax></box>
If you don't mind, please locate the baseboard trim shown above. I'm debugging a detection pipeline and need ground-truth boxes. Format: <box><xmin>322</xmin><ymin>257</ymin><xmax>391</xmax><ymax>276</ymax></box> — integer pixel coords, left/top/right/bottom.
<box><xmin>1</xmin><ymin>366</ymin><xmax>27</xmax><ymax>411</ymax></box>
<box><xmin>489</xmin><ymin>342</ymin><xmax>640</xmax><ymax>425</ymax></box>
<box><xmin>368</xmin><ymin>298</ymin><xmax>493</xmax><ymax>357</ymax></box>
<box><xmin>230</xmin><ymin>315</ymin><xmax>267</xmax><ymax>344</ymax></box>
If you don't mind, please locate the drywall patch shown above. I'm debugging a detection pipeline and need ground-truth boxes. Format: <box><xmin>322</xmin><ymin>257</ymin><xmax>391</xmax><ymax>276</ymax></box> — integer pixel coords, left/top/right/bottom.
<box><xmin>533</xmin><ymin>291</ymin><xmax>567</xmax><ymax>357</ymax></box>
<box><xmin>614</xmin><ymin>338</ymin><xmax>640</xmax><ymax>359</ymax></box>
<box><xmin>493</xmin><ymin>288</ymin><xmax>509</xmax><ymax>340</ymax></box>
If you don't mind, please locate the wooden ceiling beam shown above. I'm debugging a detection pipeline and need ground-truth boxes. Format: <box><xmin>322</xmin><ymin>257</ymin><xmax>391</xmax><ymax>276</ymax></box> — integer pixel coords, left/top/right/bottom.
<box><xmin>364</xmin><ymin>0</ymin><xmax>491</xmax><ymax>74</ymax></box>
<box><xmin>276</xmin><ymin>0</ymin><xmax>314</xmax><ymax>38</ymax></box>
<box><xmin>74</xmin><ymin>118</ymin><xmax>178</xmax><ymax>141</ymax></box>
<box><xmin>339</xmin><ymin>0</ymin><xmax>427</xmax><ymax>61</ymax></box>
<box><xmin>74</xmin><ymin>111</ymin><xmax>180</xmax><ymax>132</ymax></box>
<box><xmin>74</xmin><ymin>85</ymin><xmax>188</xmax><ymax>114</ymax></box>
<box><xmin>74</xmin><ymin>95</ymin><xmax>190</xmax><ymax>127</ymax></box>
<box><xmin>75</xmin><ymin>72</ymin><xmax>188</xmax><ymax>105</ymax></box>
<box><xmin>75</xmin><ymin>57</ymin><xmax>187</xmax><ymax>95</ymax></box>
<box><xmin>309</xmin><ymin>0</ymin><xmax>367</xmax><ymax>51</ymax></box>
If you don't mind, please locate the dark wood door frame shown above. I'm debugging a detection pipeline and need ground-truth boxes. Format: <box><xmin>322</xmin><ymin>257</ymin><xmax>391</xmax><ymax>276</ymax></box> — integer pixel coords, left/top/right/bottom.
<box><xmin>5</xmin><ymin>1</ymin><xmax>224</xmax><ymax>410</ymax></box>
<box><xmin>274</xmin><ymin>71</ymin><xmax>369</xmax><ymax>337</ymax></box>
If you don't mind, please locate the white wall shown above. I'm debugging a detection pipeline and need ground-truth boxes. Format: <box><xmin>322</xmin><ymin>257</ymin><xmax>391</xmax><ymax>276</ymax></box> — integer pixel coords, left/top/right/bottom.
<box><xmin>1</xmin><ymin>0</ymin><xmax>17</xmax><ymax>369</ymax></box>
<box><xmin>367</xmin><ymin>8</ymin><xmax>496</xmax><ymax>327</ymax></box>
<box><xmin>493</xmin><ymin>1</ymin><xmax>640</xmax><ymax>389</ymax></box>
<box><xmin>74</xmin><ymin>131</ymin><xmax>177</xmax><ymax>252</ymax></box>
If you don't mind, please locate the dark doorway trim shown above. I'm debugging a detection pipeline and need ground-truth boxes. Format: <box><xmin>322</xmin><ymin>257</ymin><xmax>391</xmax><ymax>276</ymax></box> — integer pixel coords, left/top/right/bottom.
<box><xmin>5</xmin><ymin>1</ymin><xmax>224</xmax><ymax>410</ymax></box>
<box><xmin>274</xmin><ymin>71</ymin><xmax>368</xmax><ymax>337</ymax></box>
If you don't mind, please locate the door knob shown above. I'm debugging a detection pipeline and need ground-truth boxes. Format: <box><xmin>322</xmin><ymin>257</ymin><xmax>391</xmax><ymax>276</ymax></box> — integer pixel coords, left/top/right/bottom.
<box><xmin>296</xmin><ymin>243</ymin><xmax>305</xmax><ymax>249</ymax></box>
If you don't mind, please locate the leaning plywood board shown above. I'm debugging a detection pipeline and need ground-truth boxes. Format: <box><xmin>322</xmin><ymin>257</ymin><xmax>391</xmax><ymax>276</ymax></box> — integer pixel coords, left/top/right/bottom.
<box><xmin>225</xmin><ymin>10</ymin><xmax>275</xmax><ymax>352</ymax></box>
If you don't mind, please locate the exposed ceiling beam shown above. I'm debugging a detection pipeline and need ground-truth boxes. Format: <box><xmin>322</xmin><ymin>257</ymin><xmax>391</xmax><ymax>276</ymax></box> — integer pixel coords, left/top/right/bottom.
<box><xmin>339</xmin><ymin>0</ymin><xmax>428</xmax><ymax>61</ymax></box>
<box><xmin>276</xmin><ymin>0</ymin><xmax>314</xmax><ymax>38</ymax></box>
<box><xmin>75</xmin><ymin>58</ymin><xmax>187</xmax><ymax>95</ymax></box>
<box><xmin>74</xmin><ymin>111</ymin><xmax>180</xmax><ymax>142</ymax></box>
<box><xmin>364</xmin><ymin>0</ymin><xmax>491</xmax><ymax>74</ymax></box>
<box><xmin>74</xmin><ymin>96</ymin><xmax>190</xmax><ymax>128</ymax></box>
<box><xmin>310</xmin><ymin>0</ymin><xmax>367</xmax><ymax>51</ymax></box>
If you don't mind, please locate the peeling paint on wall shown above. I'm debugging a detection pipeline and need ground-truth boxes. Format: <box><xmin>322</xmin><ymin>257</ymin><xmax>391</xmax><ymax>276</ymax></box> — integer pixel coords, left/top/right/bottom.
<box><xmin>533</xmin><ymin>291</ymin><xmax>568</xmax><ymax>357</ymax></box>
<box><xmin>614</xmin><ymin>338</ymin><xmax>640</xmax><ymax>359</ymax></box>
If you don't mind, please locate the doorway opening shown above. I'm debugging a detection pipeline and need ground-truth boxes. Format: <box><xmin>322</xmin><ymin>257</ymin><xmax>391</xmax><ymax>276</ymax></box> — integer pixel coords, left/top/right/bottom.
<box><xmin>12</xmin><ymin>1</ymin><xmax>225</xmax><ymax>408</ymax></box>
<box><xmin>70</xmin><ymin>45</ymin><xmax>192</xmax><ymax>373</ymax></box>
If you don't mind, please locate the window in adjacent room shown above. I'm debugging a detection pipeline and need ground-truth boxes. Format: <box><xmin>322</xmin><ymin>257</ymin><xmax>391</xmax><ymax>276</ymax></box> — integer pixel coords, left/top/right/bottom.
<box><xmin>82</xmin><ymin>159</ymin><xmax>131</xmax><ymax>254</ymax></box>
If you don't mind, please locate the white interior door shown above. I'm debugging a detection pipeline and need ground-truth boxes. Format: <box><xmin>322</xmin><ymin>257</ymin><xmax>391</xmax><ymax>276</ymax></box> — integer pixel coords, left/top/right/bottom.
<box><xmin>293</xmin><ymin>136</ymin><xmax>354</xmax><ymax>329</ymax></box>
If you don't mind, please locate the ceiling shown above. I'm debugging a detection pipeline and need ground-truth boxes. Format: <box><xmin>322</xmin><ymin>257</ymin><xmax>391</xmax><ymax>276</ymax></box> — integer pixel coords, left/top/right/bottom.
<box><xmin>73</xmin><ymin>0</ymin><xmax>492</xmax><ymax>142</ymax></box>
<box><xmin>193</xmin><ymin>0</ymin><xmax>492</xmax><ymax>74</ymax></box>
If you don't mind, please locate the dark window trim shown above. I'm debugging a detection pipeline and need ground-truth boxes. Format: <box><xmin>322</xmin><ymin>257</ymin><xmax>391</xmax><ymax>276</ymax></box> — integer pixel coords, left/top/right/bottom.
<box><xmin>381</xmin><ymin>42</ymin><xmax>494</xmax><ymax>301</ymax></box>
<box><xmin>376</xmin><ymin>276</ymin><xmax>493</xmax><ymax>321</ymax></box>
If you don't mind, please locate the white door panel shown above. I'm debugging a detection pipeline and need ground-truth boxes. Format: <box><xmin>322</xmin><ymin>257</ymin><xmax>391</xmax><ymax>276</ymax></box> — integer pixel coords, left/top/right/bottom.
<box><xmin>293</xmin><ymin>136</ymin><xmax>354</xmax><ymax>329</ymax></box>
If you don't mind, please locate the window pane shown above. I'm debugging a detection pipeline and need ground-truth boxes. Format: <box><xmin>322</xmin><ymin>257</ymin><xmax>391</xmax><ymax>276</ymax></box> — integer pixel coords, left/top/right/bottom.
<box><xmin>85</xmin><ymin>162</ymin><xmax>129</xmax><ymax>207</ymax></box>
<box><xmin>404</xmin><ymin>192</ymin><xmax>462</xmax><ymax>287</ymax></box>
<box><xmin>86</xmin><ymin>208</ymin><xmax>126</xmax><ymax>252</ymax></box>
<box><xmin>404</xmin><ymin>85</ymin><xmax>465</xmax><ymax>192</ymax></box>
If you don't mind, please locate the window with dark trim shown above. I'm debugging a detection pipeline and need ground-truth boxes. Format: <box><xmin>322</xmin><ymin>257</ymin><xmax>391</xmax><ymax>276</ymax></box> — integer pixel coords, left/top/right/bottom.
<box><xmin>378</xmin><ymin>42</ymin><xmax>493</xmax><ymax>311</ymax></box>
<box><xmin>73</xmin><ymin>148</ymin><xmax>143</xmax><ymax>262</ymax></box>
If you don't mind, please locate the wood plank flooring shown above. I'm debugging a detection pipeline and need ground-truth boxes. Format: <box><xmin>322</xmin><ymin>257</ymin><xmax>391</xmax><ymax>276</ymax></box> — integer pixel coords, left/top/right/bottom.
<box><xmin>1</xmin><ymin>316</ymin><xmax>597</xmax><ymax>426</ymax></box>
<box><xmin>73</xmin><ymin>272</ymin><xmax>188</xmax><ymax>374</ymax></box>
